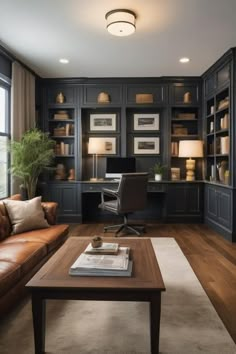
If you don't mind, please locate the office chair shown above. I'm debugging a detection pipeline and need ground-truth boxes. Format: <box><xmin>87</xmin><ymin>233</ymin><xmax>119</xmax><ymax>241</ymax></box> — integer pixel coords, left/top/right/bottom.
<box><xmin>98</xmin><ymin>172</ymin><xmax>148</xmax><ymax>237</ymax></box>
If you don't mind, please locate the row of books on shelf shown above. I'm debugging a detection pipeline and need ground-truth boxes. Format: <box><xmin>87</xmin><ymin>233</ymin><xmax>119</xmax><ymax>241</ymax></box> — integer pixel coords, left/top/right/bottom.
<box><xmin>55</xmin><ymin>142</ymin><xmax>74</xmax><ymax>155</ymax></box>
<box><xmin>69</xmin><ymin>242</ymin><xmax>132</xmax><ymax>277</ymax></box>
<box><xmin>208</xmin><ymin>136</ymin><xmax>229</xmax><ymax>155</ymax></box>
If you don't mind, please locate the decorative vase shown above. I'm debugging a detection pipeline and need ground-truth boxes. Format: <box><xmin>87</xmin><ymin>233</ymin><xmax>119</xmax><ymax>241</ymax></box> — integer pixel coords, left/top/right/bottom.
<box><xmin>155</xmin><ymin>174</ymin><xmax>162</xmax><ymax>181</ymax></box>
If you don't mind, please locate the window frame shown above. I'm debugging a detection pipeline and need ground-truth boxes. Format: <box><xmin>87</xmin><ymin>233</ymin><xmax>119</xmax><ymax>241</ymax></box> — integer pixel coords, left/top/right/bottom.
<box><xmin>0</xmin><ymin>76</ymin><xmax>11</xmax><ymax>198</ymax></box>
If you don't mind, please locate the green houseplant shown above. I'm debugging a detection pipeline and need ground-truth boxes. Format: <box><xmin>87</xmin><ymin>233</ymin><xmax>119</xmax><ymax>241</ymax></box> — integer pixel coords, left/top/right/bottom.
<box><xmin>9</xmin><ymin>128</ymin><xmax>55</xmax><ymax>199</ymax></box>
<box><xmin>151</xmin><ymin>162</ymin><xmax>167</xmax><ymax>181</ymax></box>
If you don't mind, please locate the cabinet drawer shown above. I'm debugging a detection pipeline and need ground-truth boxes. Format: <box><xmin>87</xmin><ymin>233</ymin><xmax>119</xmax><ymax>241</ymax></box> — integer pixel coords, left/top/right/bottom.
<box><xmin>148</xmin><ymin>184</ymin><xmax>166</xmax><ymax>193</ymax></box>
<box><xmin>125</xmin><ymin>84</ymin><xmax>166</xmax><ymax>104</ymax></box>
<box><xmin>81</xmin><ymin>183</ymin><xmax>118</xmax><ymax>193</ymax></box>
<box><xmin>83</xmin><ymin>85</ymin><xmax>122</xmax><ymax>105</ymax></box>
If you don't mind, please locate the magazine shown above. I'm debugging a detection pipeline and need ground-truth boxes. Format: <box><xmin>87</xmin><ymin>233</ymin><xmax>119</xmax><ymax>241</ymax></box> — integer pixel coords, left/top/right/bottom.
<box><xmin>70</xmin><ymin>247</ymin><xmax>130</xmax><ymax>271</ymax></box>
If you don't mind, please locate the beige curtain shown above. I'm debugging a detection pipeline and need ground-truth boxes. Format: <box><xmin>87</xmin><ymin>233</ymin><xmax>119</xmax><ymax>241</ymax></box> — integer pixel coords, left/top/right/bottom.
<box><xmin>11</xmin><ymin>61</ymin><xmax>36</xmax><ymax>193</ymax></box>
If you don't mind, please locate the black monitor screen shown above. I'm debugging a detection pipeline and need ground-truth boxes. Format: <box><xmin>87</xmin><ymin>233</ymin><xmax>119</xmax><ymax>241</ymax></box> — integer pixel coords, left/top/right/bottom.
<box><xmin>106</xmin><ymin>157</ymin><xmax>136</xmax><ymax>178</ymax></box>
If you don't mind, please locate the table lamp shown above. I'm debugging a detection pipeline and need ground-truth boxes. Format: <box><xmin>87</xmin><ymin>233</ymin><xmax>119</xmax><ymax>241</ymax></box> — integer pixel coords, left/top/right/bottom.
<box><xmin>178</xmin><ymin>140</ymin><xmax>203</xmax><ymax>181</ymax></box>
<box><xmin>88</xmin><ymin>137</ymin><xmax>103</xmax><ymax>181</ymax></box>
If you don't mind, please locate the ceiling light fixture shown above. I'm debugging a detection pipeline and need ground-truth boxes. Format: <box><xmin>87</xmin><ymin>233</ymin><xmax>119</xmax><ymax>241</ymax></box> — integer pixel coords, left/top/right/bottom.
<box><xmin>179</xmin><ymin>57</ymin><xmax>190</xmax><ymax>63</ymax></box>
<box><xmin>59</xmin><ymin>58</ymin><xmax>69</xmax><ymax>64</ymax></box>
<box><xmin>105</xmin><ymin>9</ymin><xmax>136</xmax><ymax>37</ymax></box>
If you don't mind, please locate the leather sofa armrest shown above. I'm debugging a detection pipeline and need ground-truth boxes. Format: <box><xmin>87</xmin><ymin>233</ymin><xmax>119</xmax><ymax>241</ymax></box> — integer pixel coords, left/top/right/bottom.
<box><xmin>41</xmin><ymin>202</ymin><xmax>58</xmax><ymax>225</ymax></box>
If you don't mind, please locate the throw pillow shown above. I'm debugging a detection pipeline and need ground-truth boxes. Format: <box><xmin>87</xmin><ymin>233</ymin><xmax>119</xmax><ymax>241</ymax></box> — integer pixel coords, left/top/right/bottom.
<box><xmin>3</xmin><ymin>196</ymin><xmax>49</xmax><ymax>234</ymax></box>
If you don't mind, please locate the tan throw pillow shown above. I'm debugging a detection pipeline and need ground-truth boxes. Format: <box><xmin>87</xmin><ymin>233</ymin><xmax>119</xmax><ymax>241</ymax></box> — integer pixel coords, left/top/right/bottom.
<box><xmin>3</xmin><ymin>196</ymin><xmax>49</xmax><ymax>234</ymax></box>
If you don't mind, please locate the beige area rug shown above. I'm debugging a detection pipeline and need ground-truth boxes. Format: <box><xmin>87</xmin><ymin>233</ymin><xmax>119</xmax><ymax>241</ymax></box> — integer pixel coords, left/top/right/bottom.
<box><xmin>0</xmin><ymin>238</ymin><xmax>235</xmax><ymax>354</ymax></box>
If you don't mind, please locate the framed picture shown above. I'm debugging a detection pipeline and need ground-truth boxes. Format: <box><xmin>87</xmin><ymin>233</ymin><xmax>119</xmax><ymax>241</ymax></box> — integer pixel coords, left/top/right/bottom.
<box><xmin>90</xmin><ymin>114</ymin><xmax>116</xmax><ymax>131</ymax></box>
<box><xmin>134</xmin><ymin>137</ymin><xmax>160</xmax><ymax>155</ymax></box>
<box><xmin>88</xmin><ymin>137</ymin><xmax>117</xmax><ymax>155</ymax></box>
<box><xmin>133</xmin><ymin>113</ymin><xmax>159</xmax><ymax>131</ymax></box>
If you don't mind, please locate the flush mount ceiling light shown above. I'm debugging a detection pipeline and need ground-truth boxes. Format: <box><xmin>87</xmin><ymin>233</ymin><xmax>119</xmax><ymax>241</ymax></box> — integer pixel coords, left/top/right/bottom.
<box><xmin>59</xmin><ymin>58</ymin><xmax>69</xmax><ymax>64</ymax></box>
<box><xmin>105</xmin><ymin>9</ymin><xmax>136</xmax><ymax>37</ymax></box>
<box><xmin>179</xmin><ymin>57</ymin><xmax>190</xmax><ymax>63</ymax></box>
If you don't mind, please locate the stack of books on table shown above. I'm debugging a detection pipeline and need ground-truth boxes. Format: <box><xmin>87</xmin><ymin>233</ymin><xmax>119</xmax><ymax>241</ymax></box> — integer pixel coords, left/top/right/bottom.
<box><xmin>69</xmin><ymin>243</ymin><xmax>132</xmax><ymax>277</ymax></box>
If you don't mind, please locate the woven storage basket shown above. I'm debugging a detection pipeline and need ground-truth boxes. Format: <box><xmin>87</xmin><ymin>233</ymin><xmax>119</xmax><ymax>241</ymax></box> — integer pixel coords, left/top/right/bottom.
<box><xmin>136</xmin><ymin>93</ymin><xmax>153</xmax><ymax>104</ymax></box>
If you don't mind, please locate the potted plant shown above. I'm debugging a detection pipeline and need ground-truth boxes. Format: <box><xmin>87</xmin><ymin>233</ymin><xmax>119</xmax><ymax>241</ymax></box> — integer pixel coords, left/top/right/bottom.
<box><xmin>151</xmin><ymin>162</ymin><xmax>167</xmax><ymax>181</ymax></box>
<box><xmin>9</xmin><ymin>128</ymin><xmax>55</xmax><ymax>199</ymax></box>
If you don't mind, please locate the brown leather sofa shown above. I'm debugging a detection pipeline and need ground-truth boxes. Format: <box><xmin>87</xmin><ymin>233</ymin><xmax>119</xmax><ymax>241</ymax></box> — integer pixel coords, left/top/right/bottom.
<box><xmin>0</xmin><ymin>194</ymin><xmax>69</xmax><ymax>316</ymax></box>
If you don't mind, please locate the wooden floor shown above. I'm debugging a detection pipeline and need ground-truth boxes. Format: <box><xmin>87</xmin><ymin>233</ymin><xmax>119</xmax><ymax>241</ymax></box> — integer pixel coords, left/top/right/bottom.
<box><xmin>69</xmin><ymin>222</ymin><xmax>236</xmax><ymax>344</ymax></box>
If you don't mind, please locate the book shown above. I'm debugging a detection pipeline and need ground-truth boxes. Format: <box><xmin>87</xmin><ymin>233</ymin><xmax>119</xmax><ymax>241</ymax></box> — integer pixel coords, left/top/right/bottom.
<box><xmin>69</xmin><ymin>260</ymin><xmax>133</xmax><ymax>277</ymax></box>
<box><xmin>84</xmin><ymin>242</ymin><xmax>119</xmax><ymax>255</ymax></box>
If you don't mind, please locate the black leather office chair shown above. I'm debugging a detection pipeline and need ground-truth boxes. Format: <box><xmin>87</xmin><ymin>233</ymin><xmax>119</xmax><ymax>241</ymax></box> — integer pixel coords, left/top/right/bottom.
<box><xmin>98</xmin><ymin>172</ymin><xmax>149</xmax><ymax>237</ymax></box>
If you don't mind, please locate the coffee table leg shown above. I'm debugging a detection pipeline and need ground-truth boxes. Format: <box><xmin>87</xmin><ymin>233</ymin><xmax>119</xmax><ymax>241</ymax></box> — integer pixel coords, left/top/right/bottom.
<box><xmin>32</xmin><ymin>294</ymin><xmax>46</xmax><ymax>354</ymax></box>
<box><xmin>150</xmin><ymin>294</ymin><xmax>161</xmax><ymax>354</ymax></box>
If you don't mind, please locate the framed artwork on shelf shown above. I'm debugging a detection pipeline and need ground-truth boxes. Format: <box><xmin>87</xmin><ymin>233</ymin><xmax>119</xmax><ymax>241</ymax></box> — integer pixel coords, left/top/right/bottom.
<box><xmin>88</xmin><ymin>136</ymin><xmax>117</xmax><ymax>155</ymax></box>
<box><xmin>133</xmin><ymin>137</ymin><xmax>160</xmax><ymax>155</ymax></box>
<box><xmin>89</xmin><ymin>113</ymin><xmax>116</xmax><ymax>132</ymax></box>
<box><xmin>133</xmin><ymin>113</ymin><xmax>159</xmax><ymax>131</ymax></box>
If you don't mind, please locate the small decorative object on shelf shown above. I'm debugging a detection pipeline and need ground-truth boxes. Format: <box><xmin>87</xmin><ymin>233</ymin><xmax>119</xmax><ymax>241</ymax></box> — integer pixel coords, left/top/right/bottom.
<box><xmin>97</xmin><ymin>92</ymin><xmax>110</xmax><ymax>103</ymax></box>
<box><xmin>91</xmin><ymin>236</ymin><xmax>103</xmax><ymax>248</ymax></box>
<box><xmin>55</xmin><ymin>92</ymin><xmax>65</xmax><ymax>104</ymax></box>
<box><xmin>68</xmin><ymin>168</ymin><xmax>75</xmax><ymax>181</ymax></box>
<box><xmin>183</xmin><ymin>91</ymin><xmax>192</xmax><ymax>103</ymax></box>
<box><xmin>217</xmin><ymin>161</ymin><xmax>228</xmax><ymax>183</ymax></box>
<box><xmin>135</xmin><ymin>93</ymin><xmax>153</xmax><ymax>104</ymax></box>
<box><xmin>55</xmin><ymin>164</ymin><xmax>67</xmax><ymax>180</ymax></box>
<box><xmin>224</xmin><ymin>170</ymin><xmax>230</xmax><ymax>185</ymax></box>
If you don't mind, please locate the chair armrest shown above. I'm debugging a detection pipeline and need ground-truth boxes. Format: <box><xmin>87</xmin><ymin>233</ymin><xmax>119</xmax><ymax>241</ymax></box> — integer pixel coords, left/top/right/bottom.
<box><xmin>41</xmin><ymin>201</ymin><xmax>58</xmax><ymax>225</ymax></box>
<box><xmin>103</xmin><ymin>188</ymin><xmax>118</xmax><ymax>197</ymax></box>
<box><xmin>100</xmin><ymin>188</ymin><xmax>118</xmax><ymax>205</ymax></box>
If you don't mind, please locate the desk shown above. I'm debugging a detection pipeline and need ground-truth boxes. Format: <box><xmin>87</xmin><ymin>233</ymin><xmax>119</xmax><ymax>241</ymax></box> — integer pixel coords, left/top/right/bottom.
<box><xmin>42</xmin><ymin>180</ymin><xmax>203</xmax><ymax>223</ymax></box>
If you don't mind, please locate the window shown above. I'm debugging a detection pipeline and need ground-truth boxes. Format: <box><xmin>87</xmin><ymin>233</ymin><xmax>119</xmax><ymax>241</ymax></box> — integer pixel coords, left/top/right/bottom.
<box><xmin>0</xmin><ymin>83</ymin><xmax>10</xmax><ymax>198</ymax></box>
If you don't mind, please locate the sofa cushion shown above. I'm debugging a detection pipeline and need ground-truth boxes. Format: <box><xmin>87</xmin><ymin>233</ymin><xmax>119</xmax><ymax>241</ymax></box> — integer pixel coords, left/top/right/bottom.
<box><xmin>0</xmin><ymin>261</ymin><xmax>21</xmax><ymax>297</ymax></box>
<box><xmin>3</xmin><ymin>224</ymin><xmax>69</xmax><ymax>252</ymax></box>
<box><xmin>3</xmin><ymin>196</ymin><xmax>49</xmax><ymax>235</ymax></box>
<box><xmin>0</xmin><ymin>242</ymin><xmax>47</xmax><ymax>276</ymax></box>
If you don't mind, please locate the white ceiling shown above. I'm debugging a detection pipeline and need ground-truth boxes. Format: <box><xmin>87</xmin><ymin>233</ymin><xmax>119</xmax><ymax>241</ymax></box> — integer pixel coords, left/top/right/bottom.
<box><xmin>0</xmin><ymin>0</ymin><xmax>236</xmax><ymax>78</ymax></box>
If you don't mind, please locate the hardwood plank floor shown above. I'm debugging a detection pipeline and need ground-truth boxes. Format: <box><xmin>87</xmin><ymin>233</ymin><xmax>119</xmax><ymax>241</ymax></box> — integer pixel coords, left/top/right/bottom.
<box><xmin>69</xmin><ymin>222</ymin><xmax>236</xmax><ymax>344</ymax></box>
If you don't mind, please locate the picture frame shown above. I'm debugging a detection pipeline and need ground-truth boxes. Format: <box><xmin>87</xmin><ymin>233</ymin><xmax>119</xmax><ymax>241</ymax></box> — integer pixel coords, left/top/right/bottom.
<box><xmin>133</xmin><ymin>113</ymin><xmax>159</xmax><ymax>131</ymax></box>
<box><xmin>88</xmin><ymin>136</ymin><xmax>117</xmax><ymax>155</ymax></box>
<box><xmin>171</xmin><ymin>167</ymin><xmax>180</xmax><ymax>181</ymax></box>
<box><xmin>90</xmin><ymin>114</ymin><xmax>116</xmax><ymax>132</ymax></box>
<box><xmin>133</xmin><ymin>137</ymin><xmax>160</xmax><ymax>155</ymax></box>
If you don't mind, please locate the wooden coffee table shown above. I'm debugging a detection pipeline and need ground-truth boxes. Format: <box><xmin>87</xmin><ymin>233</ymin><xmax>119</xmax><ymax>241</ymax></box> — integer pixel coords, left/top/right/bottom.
<box><xmin>26</xmin><ymin>237</ymin><xmax>165</xmax><ymax>354</ymax></box>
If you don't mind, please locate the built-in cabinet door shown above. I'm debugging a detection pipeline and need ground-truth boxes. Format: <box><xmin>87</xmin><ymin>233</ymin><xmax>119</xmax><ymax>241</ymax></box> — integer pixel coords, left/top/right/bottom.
<box><xmin>166</xmin><ymin>183</ymin><xmax>203</xmax><ymax>221</ymax></box>
<box><xmin>44</xmin><ymin>182</ymin><xmax>81</xmax><ymax>223</ymax></box>
<box><xmin>205</xmin><ymin>184</ymin><xmax>232</xmax><ymax>230</ymax></box>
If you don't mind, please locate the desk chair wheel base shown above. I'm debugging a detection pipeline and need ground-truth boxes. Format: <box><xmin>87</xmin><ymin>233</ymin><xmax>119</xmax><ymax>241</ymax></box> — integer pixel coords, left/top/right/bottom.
<box><xmin>104</xmin><ymin>216</ymin><xmax>146</xmax><ymax>237</ymax></box>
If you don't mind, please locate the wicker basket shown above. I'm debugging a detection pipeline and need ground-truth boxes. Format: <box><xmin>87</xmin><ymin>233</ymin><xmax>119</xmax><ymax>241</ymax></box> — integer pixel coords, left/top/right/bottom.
<box><xmin>136</xmin><ymin>93</ymin><xmax>153</xmax><ymax>104</ymax></box>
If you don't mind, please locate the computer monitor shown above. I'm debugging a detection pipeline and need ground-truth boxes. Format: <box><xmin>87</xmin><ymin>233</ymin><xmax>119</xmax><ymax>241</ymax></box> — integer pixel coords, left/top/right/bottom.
<box><xmin>105</xmin><ymin>157</ymin><xmax>136</xmax><ymax>178</ymax></box>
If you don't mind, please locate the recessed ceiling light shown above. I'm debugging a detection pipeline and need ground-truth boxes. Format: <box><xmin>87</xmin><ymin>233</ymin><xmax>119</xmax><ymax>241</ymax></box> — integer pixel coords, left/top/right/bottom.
<box><xmin>59</xmin><ymin>58</ymin><xmax>69</xmax><ymax>64</ymax></box>
<box><xmin>179</xmin><ymin>57</ymin><xmax>190</xmax><ymax>63</ymax></box>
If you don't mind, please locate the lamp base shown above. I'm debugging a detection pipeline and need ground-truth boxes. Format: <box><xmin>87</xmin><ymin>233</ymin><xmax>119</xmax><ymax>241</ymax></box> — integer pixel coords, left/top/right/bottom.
<box><xmin>185</xmin><ymin>158</ymin><xmax>196</xmax><ymax>181</ymax></box>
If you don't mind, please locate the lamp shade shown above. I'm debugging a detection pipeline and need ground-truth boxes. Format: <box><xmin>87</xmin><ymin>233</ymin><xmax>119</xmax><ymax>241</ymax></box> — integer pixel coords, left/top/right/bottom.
<box><xmin>178</xmin><ymin>140</ymin><xmax>203</xmax><ymax>158</ymax></box>
<box><xmin>88</xmin><ymin>137</ymin><xmax>103</xmax><ymax>154</ymax></box>
<box><xmin>105</xmin><ymin>9</ymin><xmax>136</xmax><ymax>37</ymax></box>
